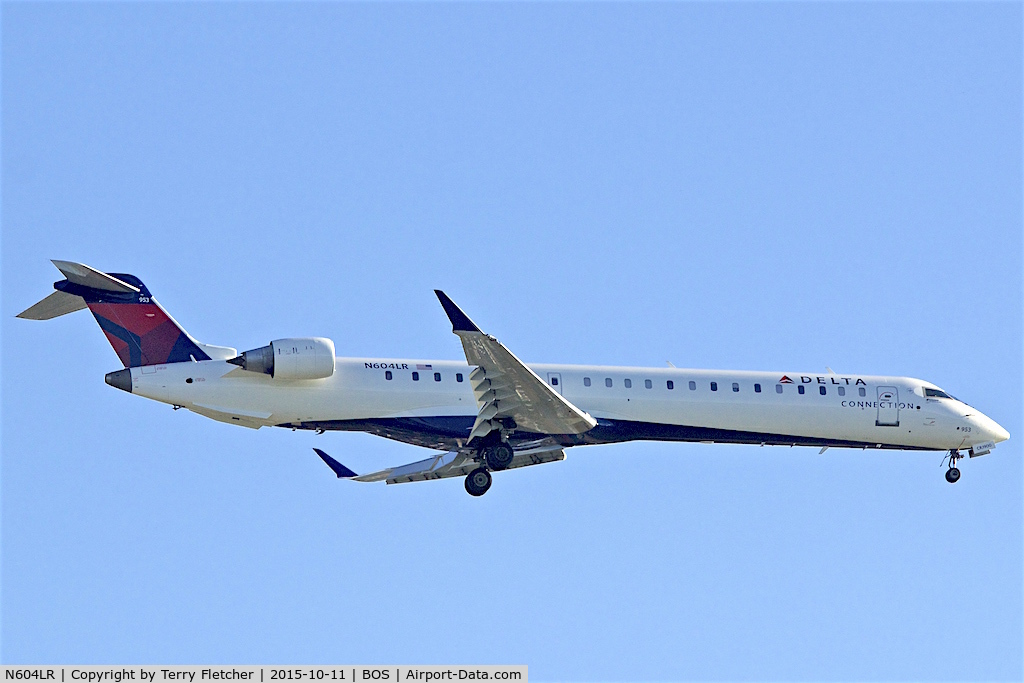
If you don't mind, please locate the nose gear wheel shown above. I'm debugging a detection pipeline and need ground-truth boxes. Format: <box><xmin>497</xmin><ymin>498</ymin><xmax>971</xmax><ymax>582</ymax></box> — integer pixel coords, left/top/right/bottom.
<box><xmin>943</xmin><ymin>449</ymin><xmax>964</xmax><ymax>484</ymax></box>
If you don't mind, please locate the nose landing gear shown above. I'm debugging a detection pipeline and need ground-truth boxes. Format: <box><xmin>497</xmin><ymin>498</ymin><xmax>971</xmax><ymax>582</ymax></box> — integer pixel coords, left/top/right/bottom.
<box><xmin>944</xmin><ymin>450</ymin><xmax>964</xmax><ymax>484</ymax></box>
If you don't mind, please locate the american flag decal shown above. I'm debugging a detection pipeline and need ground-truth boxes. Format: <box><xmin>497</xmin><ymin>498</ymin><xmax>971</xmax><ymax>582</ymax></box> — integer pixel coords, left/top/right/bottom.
<box><xmin>416</xmin><ymin>364</ymin><xmax>433</xmax><ymax>370</ymax></box>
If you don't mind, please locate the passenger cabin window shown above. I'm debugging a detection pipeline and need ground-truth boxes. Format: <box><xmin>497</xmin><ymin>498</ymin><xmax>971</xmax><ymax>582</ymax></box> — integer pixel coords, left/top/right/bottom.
<box><xmin>688</xmin><ymin>381</ymin><xmax>696</xmax><ymax>391</ymax></box>
<box><xmin>434</xmin><ymin>372</ymin><xmax>441</xmax><ymax>382</ymax></box>
<box><xmin>858</xmin><ymin>387</ymin><xmax>866</xmax><ymax>397</ymax></box>
<box><xmin>624</xmin><ymin>379</ymin><xmax>632</xmax><ymax>388</ymax></box>
<box><xmin>732</xmin><ymin>382</ymin><xmax>739</xmax><ymax>392</ymax></box>
<box><xmin>456</xmin><ymin>373</ymin><xmax>463</xmax><ymax>382</ymax></box>
<box><xmin>819</xmin><ymin>386</ymin><xmax>826</xmax><ymax>395</ymax></box>
<box><xmin>798</xmin><ymin>385</ymin><xmax>805</xmax><ymax>395</ymax></box>
<box><xmin>645</xmin><ymin>379</ymin><xmax>652</xmax><ymax>389</ymax></box>
<box><xmin>584</xmin><ymin>377</ymin><xmax>591</xmax><ymax>387</ymax></box>
<box><xmin>837</xmin><ymin>386</ymin><xmax>845</xmax><ymax>396</ymax></box>
<box><xmin>925</xmin><ymin>388</ymin><xmax>952</xmax><ymax>399</ymax></box>
<box><xmin>667</xmin><ymin>380</ymin><xmax>674</xmax><ymax>390</ymax></box>
<box><xmin>551</xmin><ymin>376</ymin><xmax>559</xmax><ymax>386</ymax></box>
<box><xmin>385</xmin><ymin>370</ymin><xmax>392</xmax><ymax>380</ymax></box>
<box><xmin>605</xmin><ymin>378</ymin><xmax>613</xmax><ymax>387</ymax></box>
<box><xmin>754</xmin><ymin>383</ymin><xmax>761</xmax><ymax>393</ymax></box>
<box><xmin>412</xmin><ymin>372</ymin><xmax>419</xmax><ymax>381</ymax></box>
<box><xmin>776</xmin><ymin>384</ymin><xmax>783</xmax><ymax>393</ymax></box>
<box><xmin>711</xmin><ymin>382</ymin><xmax>718</xmax><ymax>392</ymax></box>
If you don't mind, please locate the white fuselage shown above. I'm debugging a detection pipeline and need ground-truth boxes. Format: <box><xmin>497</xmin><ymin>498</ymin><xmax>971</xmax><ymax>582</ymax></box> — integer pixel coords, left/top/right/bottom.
<box><xmin>126</xmin><ymin>357</ymin><xmax>1008</xmax><ymax>453</ymax></box>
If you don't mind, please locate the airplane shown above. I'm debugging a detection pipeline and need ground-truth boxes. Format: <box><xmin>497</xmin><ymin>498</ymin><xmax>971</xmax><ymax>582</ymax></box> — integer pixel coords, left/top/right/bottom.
<box><xmin>18</xmin><ymin>260</ymin><xmax>1010</xmax><ymax>496</ymax></box>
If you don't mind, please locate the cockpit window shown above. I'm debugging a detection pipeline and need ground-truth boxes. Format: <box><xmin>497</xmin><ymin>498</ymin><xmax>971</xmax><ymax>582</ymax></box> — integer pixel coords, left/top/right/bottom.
<box><xmin>925</xmin><ymin>388</ymin><xmax>952</xmax><ymax>399</ymax></box>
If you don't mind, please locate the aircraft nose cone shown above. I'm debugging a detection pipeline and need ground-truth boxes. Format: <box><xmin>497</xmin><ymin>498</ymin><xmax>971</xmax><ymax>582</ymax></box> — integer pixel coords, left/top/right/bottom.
<box><xmin>972</xmin><ymin>413</ymin><xmax>1009</xmax><ymax>444</ymax></box>
<box><xmin>991</xmin><ymin>421</ymin><xmax>1010</xmax><ymax>443</ymax></box>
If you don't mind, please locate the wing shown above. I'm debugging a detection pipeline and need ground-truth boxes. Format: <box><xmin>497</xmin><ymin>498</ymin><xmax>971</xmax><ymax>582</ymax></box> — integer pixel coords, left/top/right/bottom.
<box><xmin>434</xmin><ymin>290</ymin><xmax>597</xmax><ymax>442</ymax></box>
<box><xmin>315</xmin><ymin>442</ymin><xmax>566</xmax><ymax>485</ymax></box>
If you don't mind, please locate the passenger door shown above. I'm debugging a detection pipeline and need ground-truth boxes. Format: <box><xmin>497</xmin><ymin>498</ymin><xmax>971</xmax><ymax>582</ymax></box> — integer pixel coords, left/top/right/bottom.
<box><xmin>876</xmin><ymin>386</ymin><xmax>900</xmax><ymax>426</ymax></box>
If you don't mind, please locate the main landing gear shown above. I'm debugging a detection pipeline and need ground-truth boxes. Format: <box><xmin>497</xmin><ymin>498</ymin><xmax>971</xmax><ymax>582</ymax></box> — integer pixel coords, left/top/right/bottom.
<box><xmin>464</xmin><ymin>441</ymin><xmax>515</xmax><ymax>496</ymax></box>
<box><xmin>944</xmin><ymin>449</ymin><xmax>964</xmax><ymax>484</ymax></box>
<box><xmin>483</xmin><ymin>443</ymin><xmax>514</xmax><ymax>471</ymax></box>
<box><xmin>465</xmin><ymin>468</ymin><xmax>492</xmax><ymax>496</ymax></box>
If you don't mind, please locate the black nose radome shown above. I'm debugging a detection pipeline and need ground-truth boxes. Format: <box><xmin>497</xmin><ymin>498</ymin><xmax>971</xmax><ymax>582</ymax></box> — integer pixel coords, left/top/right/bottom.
<box><xmin>105</xmin><ymin>368</ymin><xmax>132</xmax><ymax>393</ymax></box>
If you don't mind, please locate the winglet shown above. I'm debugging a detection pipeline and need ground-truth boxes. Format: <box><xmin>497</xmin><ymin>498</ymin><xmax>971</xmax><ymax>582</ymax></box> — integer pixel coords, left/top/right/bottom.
<box><xmin>314</xmin><ymin>448</ymin><xmax>358</xmax><ymax>478</ymax></box>
<box><xmin>434</xmin><ymin>290</ymin><xmax>481</xmax><ymax>333</ymax></box>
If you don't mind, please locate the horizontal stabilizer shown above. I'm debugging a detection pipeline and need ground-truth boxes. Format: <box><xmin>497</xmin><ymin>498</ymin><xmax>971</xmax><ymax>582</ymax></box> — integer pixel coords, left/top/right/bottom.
<box><xmin>16</xmin><ymin>290</ymin><xmax>88</xmax><ymax>320</ymax></box>
<box><xmin>19</xmin><ymin>260</ymin><xmax>230</xmax><ymax>368</ymax></box>
<box><xmin>314</xmin><ymin>448</ymin><xmax>358</xmax><ymax>478</ymax></box>
<box><xmin>51</xmin><ymin>259</ymin><xmax>139</xmax><ymax>293</ymax></box>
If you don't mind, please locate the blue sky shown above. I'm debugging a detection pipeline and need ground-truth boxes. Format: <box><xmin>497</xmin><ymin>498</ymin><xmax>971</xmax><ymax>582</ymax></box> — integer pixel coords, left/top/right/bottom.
<box><xmin>2</xmin><ymin>3</ymin><xmax>1021</xmax><ymax>680</ymax></box>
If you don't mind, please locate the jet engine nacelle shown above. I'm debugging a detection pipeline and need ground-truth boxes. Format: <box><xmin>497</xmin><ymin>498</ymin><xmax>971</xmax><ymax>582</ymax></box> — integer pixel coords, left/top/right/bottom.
<box><xmin>228</xmin><ymin>337</ymin><xmax>336</xmax><ymax>380</ymax></box>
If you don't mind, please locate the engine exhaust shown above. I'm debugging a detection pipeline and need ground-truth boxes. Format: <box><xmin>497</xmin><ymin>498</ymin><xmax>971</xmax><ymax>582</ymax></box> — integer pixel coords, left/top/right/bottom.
<box><xmin>227</xmin><ymin>345</ymin><xmax>274</xmax><ymax>375</ymax></box>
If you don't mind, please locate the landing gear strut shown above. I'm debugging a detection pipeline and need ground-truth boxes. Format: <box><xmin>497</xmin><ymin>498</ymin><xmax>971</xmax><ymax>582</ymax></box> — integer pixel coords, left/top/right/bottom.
<box><xmin>465</xmin><ymin>467</ymin><xmax>492</xmax><ymax>496</ymax></box>
<box><xmin>945</xmin><ymin>450</ymin><xmax>963</xmax><ymax>484</ymax></box>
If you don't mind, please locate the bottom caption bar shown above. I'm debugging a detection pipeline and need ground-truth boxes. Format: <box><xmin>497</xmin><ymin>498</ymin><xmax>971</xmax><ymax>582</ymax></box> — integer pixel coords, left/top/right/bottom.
<box><xmin>1</xmin><ymin>667</ymin><xmax>526</xmax><ymax>683</ymax></box>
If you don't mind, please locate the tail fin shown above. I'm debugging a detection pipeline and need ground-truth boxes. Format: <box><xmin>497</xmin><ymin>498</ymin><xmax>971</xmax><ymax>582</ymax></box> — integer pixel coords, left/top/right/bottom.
<box><xmin>17</xmin><ymin>260</ymin><xmax>235</xmax><ymax>368</ymax></box>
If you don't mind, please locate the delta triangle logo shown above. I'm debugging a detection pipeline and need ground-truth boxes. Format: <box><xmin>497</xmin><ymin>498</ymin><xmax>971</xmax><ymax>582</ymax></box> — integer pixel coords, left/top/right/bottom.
<box><xmin>779</xmin><ymin>375</ymin><xmax>794</xmax><ymax>383</ymax></box>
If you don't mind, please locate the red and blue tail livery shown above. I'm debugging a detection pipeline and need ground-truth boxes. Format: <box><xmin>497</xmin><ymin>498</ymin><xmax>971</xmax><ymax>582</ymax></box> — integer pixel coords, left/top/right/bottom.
<box><xmin>17</xmin><ymin>260</ymin><xmax>234</xmax><ymax>367</ymax></box>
